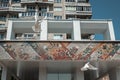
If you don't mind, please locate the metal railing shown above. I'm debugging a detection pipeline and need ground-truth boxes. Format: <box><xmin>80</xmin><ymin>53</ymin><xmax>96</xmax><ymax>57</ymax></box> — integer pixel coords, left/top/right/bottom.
<box><xmin>21</xmin><ymin>0</ymin><xmax>54</xmax><ymax>3</ymax></box>
<box><xmin>9</xmin><ymin>7</ymin><xmax>26</xmax><ymax>12</ymax></box>
<box><xmin>0</xmin><ymin>7</ymin><xmax>26</xmax><ymax>12</ymax></box>
<box><xmin>21</xmin><ymin>0</ymin><xmax>43</xmax><ymax>2</ymax></box>
<box><xmin>65</xmin><ymin>11</ymin><xmax>92</xmax><ymax>15</ymax></box>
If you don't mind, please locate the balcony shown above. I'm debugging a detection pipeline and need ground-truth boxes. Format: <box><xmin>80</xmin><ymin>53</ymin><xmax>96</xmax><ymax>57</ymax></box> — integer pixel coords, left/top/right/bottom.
<box><xmin>15</xmin><ymin>33</ymin><xmax>40</xmax><ymax>40</ymax></box>
<box><xmin>21</xmin><ymin>0</ymin><xmax>54</xmax><ymax>4</ymax></box>
<box><xmin>65</xmin><ymin>11</ymin><xmax>92</xmax><ymax>16</ymax></box>
<box><xmin>0</xmin><ymin>7</ymin><xmax>26</xmax><ymax>12</ymax></box>
<box><xmin>0</xmin><ymin>23</ymin><xmax>7</xmax><ymax>32</ymax></box>
<box><xmin>65</xmin><ymin>2</ymin><xmax>91</xmax><ymax>6</ymax></box>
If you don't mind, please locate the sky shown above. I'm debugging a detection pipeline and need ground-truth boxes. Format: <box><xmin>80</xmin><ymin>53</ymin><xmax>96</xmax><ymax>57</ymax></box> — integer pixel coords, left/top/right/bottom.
<box><xmin>90</xmin><ymin>0</ymin><xmax>120</xmax><ymax>40</ymax></box>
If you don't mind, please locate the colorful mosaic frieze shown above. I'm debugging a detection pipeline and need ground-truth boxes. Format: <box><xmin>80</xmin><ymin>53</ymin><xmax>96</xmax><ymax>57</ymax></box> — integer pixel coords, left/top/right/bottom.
<box><xmin>0</xmin><ymin>42</ymin><xmax>120</xmax><ymax>60</ymax></box>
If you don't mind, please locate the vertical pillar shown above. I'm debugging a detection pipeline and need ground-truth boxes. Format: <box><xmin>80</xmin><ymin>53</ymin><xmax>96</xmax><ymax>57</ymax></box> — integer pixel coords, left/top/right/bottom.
<box><xmin>1</xmin><ymin>67</ymin><xmax>7</xmax><ymax>80</ymax></box>
<box><xmin>104</xmin><ymin>21</ymin><xmax>115</xmax><ymax>40</ymax></box>
<box><xmin>40</xmin><ymin>20</ymin><xmax>48</xmax><ymax>40</ymax></box>
<box><xmin>75</xmin><ymin>0</ymin><xmax>78</xmax><ymax>2</ymax></box>
<box><xmin>35</xmin><ymin>5</ymin><xmax>39</xmax><ymax>22</ymax></box>
<box><xmin>6</xmin><ymin>20</ymin><xmax>13</xmax><ymax>40</ymax></box>
<box><xmin>73</xmin><ymin>20</ymin><xmax>81</xmax><ymax>40</ymax></box>
<box><xmin>39</xmin><ymin>67</ymin><xmax>47</xmax><ymax>80</ymax></box>
<box><xmin>108</xmin><ymin>21</ymin><xmax>115</xmax><ymax>40</ymax></box>
<box><xmin>74</xmin><ymin>68</ymin><xmax>84</xmax><ymax>80</ymax></box>
<box><xmin>17</xmin><ymin>62</ymin><xmax>21</xmax><ymax>77</ymax></box>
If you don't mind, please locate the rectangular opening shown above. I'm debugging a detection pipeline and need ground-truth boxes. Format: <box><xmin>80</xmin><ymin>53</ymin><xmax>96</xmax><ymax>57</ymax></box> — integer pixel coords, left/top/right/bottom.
<box><xmin>94</xmin><ymin>34</ymin><xmax>104</xmax><ymax>40</ymax></box>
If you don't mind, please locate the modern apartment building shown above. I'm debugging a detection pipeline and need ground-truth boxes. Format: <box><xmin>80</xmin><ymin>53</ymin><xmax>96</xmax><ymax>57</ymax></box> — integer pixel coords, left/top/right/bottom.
<box><xmin>0</xmin><ymin>0</ymin><xmax>120</xmax><ymax>80</ymax></box>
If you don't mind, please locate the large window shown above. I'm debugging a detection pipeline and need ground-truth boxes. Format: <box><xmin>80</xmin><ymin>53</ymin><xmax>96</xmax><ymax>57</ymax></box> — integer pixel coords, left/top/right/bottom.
<box><xmin>54</xmin><ymin>0</ymin><xmax>61</xmax><ymax>3</ymax></box>
<box><xmin>22</xmin><ymin>12</ymin><xmax>35</xmax><ymax>16</ymax></box>
<box><xmin>76</xmin><ymin>6</ymin><xmax>91</xmax><ymax>11</ymax></box>
<box><xmin>47</xmin><ymin>73</ymin><xmax>72</xmax><ymax>80</ymax></box>
<box><xmin>0</xmin><ymin>3</ymin><xmax>8</xmax><ymax>7</ymax></box>
<box><xmin>54</xmin><ymin>16</ymin><xmax>62</xmax><ymax>19</ymax></box>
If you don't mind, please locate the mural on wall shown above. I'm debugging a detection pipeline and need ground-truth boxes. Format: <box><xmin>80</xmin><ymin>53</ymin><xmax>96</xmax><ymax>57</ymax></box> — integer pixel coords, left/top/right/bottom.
<box><xmin>0</xmin><ymin>41</ymin><xmax>120</xmax><ymax>60</ymax></box>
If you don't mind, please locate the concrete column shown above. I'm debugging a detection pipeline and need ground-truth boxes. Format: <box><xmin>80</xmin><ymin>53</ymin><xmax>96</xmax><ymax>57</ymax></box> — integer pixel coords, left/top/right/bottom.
<box><xmin>1</xmin><ymin>67</ymin><xmax>7</xmax><ymax>80</ymax></box>
<box><xmin>17</xmin><ymin>62</ymin><xmax>21</xmax><ymax>77</ymax></box>
<box><xmin>6</xmin><ymin>20</ymin><xmax>13</xmax><ymax>40</ymax></box>
<box><xmin>74</xmin><ymin>68</ymin><xmax>84</xmax><ymax>80</ymax></box>
<box><xmin>39</xmin><ymin>67</ymin><xmax>47</xmax><ymax>80</ymax></box>
<box><xmin>73</xmin><ymin>20</ymin><xmax>81</xmax><ymax>40</ymax></box>
<box><xmin>108</xmin><ymin>21</ymin><xmax>115</xmax><ymax>40</ymax></box>
<box><xmin>104</xmin><ymin>21</ymin><xmax>115</xmax><ymax>40</ymax></box>
<box><xmin>109</xmin><ymin>68</ymin><xmax>120</xmax><ymax>80</ymax></box>
<box><xmin>40</xmin><ymin>20</ymin><xmax>48</xmax><ymax>40</ymax></box>
<box><xmin>75</xmin><ymin>0</ymin><xmax>78</xmax><ymax>2</ymax></box>
<box><xmin>35</xmin><ymin>5</ymin><xmax>39</xmax><ymax>22</ymax></box>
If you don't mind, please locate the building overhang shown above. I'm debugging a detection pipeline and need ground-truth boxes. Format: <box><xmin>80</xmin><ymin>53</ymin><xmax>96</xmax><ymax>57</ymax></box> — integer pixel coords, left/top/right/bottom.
<box><xmin>0</xmin><ymin>40</ymin><xmax>120</xmax><ymax>79</ymax></box>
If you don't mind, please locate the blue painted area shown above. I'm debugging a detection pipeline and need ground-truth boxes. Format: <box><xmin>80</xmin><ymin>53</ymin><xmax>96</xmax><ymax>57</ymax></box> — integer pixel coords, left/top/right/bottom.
<box><xmin>90</xmin><ymin>0</ymin><xmax>120</xmax><ymax>40</ymax></box>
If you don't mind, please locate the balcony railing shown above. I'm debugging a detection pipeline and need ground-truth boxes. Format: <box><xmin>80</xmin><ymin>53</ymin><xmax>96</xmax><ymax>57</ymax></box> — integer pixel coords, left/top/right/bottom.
<box><xmin>65</xmin><ymin>11</ymin><xmax>92</xmax><ymax>15</ymax></box>
<box><xmin>21</xmin><ymin>0</ymin><xmax>54</xmax><ymax>3</ymax></box>
<box><xmin>65</xmin><ymin>2</ymin><xmax>91</xmax><ymax>6</ymax></box>
<box><xmin>21</xmin><ymin>0</ymin><xmax>42</xmax><ymax>2</ymax></box>
<box><xmin>0</xmin><ymin>7</ymin><xmax>26</xmax><ymax>12</ymax></box>
<box><xmin>9</xmin><ymin>7</ymin><xmax>26</xmax><ymax>12</ymax></box>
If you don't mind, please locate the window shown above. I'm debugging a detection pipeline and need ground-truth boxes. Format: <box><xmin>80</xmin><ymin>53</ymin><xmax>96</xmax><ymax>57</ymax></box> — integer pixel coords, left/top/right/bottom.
<box><xmin>66</xmin><ymin>15</ymin><xmax>75</xmax><ymax>19</ymax></box>
<box><xmin>0</xmin><ymin>3</ymin><xmax>8</xmax><ymax>7</ymax></box>
<box><xmin>66</xmin><ymin>6</ymin><xmax>76</xmax><ymax>11</ymax></box>
<box><xmin>54</xmin><ymin>16</ymin><xmax>62</xmax><ymax>20</ymax></box>
<box><xmin>65</xmin><ymin>0</ymin><xmax>75</xmax><ymax>2</ymax></box>
<box><xmin>47</xmin><ymin>13</ymin><xmax>53</xmax><ymax>17</ymax></box>
<box><xmin>40</xmin><ymin>12</ymin><xmax>53</xmax><ymax>17</ymax></box>
<box><xmin>54</xmin><ymin>7</ymin><xmax>62</xmax><ymax>11</ymax></box>
<box><xmin>11</xmin><ymin>15</ymin><xmax>18</xmax><ymax>18</ymax></box>
<box><xmin>54</xmin><ymin>0</ymin><xmax>61</xmax><ymax>3</ymax></box>
<box><xmin>0</xmin><ymin>16</ymin><xmax>6</xmax><ymax>21</ymax></box>
<box><xmin>22</xmin><ymin>13</ymin><xmax>26</xmax><ymax>16</ymax></box>
<box><xmin>77</xmin><ymin>0</ymin><xmax>87</xmax><ymax>3</ymax></box>
<box><xmin>39</xmin><ymin>6</ymin><xmax>47</xmax><ymax>12</ymax></box>
<box><xmin>53</xmin><ymin>34</ymin><xmax>63</xmax><ymax>40</ymax></box>
<box><xmin>67</xmin><ymin>33</ymin><xmax>72</xmax><ymax>39</ymax></box>
<box><xmin>27</xmin><ymin>6</ymin><xmax>35</xmax><ymax>11</ymax></box>
<box><xmin>1</xmin><ymin>0</ymin><xmax>9</xmax><ymax>2</ymax></box>
<box><xmin>28</xmin><ymin>12</ymin><xmax>35</xmax><ymax>16</ymax></box>
<box><xmin>13</xmin><ymin>0</ymin><xmax>20</xmax><ymax>3</ymax></box>
<box><xmin>0</xmin><ymin>34</ymin><xmax>4</xmax><ymax>39</ymax></box>
<box><xmin>76</xmin><ymin>6</ymin><xmax>82</xmax><ymax>11</ymax></box>
<box><xmin>0</xmin><ymin>24</ymin><xmax>5</xmax><ymax>27</ymax></box>
<box><xmin>76</xmin><ymin>6</ymin><xmax>91</xmax><ymax>11</ymax></box>
<box><xmin>23</xmin><ymin>33</ymin><xmax>34</xmax><ymax>39</ymax></box>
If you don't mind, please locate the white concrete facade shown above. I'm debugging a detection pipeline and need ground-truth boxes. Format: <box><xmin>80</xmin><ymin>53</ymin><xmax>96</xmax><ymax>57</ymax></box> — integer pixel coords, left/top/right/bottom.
<box><xmin>5</xmin><ymin>19</ymin><xmax>115</xmax><ymax>41</ymax></box>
